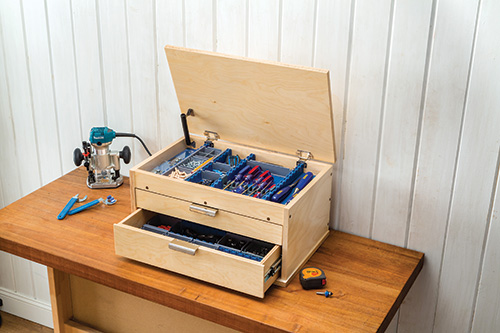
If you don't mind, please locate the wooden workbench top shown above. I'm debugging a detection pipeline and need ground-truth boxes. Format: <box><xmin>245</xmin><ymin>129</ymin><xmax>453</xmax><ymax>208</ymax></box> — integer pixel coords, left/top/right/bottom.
<box><xmin>0</xmin><ymin>168</ymin><xmax>423</xmax><ymax>332</ymax></box>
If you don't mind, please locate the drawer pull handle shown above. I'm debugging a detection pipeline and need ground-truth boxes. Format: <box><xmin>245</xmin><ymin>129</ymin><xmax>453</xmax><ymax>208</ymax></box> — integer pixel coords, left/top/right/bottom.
<box><xmin>189</xmin><ymin>204</ymin><xmax>218</xmax><ymax>217</ymax></box>
<box><xmin>169</xmin><ymin>240</ymin><xmax>198</xmax><ymax>255</ymax></box>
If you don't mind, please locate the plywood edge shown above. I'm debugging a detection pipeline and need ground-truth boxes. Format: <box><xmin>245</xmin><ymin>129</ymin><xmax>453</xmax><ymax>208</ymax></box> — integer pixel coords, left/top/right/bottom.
<box><xmin>165</xmin><ymin>44</ymin><xmax>329</xmax><ymax>74</ymax></box>
<box><xmin>131</xmin><ymin>137</ymin><xmax>186</xmax><ymax>173</ymax></box>
<box><xmin>274</xmin><ymin>230</ymin><xmax>329</xmax><ymax>287</ymax></box>
<box><xmin>326</xmin><ymin>71</ymin><xmax>336</xmax><ymax>164</ymax></box>
<box><xmin>282</xmin><ymin>166</ymin><xmax>333</xmax><ymax>280</ymax></box>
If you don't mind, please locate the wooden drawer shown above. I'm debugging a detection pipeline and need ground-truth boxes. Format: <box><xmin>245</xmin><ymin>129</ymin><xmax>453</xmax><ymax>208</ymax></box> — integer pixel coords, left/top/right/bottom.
<box><xmin>135</xmin><ymin>188</ymin><xmax>283</xmax><ymax>245</ymax></box>
<box><xmin>114</xmin><ymin>209</ymin><xmax>282</xmax><ymax>298</ymax></box>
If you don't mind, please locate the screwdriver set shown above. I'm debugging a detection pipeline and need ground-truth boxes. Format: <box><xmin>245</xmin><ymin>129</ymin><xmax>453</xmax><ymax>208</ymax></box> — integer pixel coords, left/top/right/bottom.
<box><xmin>115</xmin><ymin>45</ymin><xmax>336</xmax><ymax>298</ymax></box>
<box><xmin>149</xmin><ymin>145</ymin><xmax>315</xmax><ymax>205</ymax></box>
<box><xmin>142</xmin><ymin>214</ymin><xmax>274</xmax><ymax>262</ymax></box>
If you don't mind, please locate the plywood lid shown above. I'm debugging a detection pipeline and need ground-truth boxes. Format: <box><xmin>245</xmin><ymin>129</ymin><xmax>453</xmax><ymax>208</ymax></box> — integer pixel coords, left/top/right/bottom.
<box><xmin>165</xmin><ymin>45</ymin><xmax>336</xmax><ymax>164</ymax></box>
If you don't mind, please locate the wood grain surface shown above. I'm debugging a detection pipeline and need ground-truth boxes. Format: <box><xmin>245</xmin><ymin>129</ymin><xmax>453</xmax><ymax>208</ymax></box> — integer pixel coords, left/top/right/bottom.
<box><xmin>0</xmin><ymin>168</ymin><xmax>423</xmax><ymax>333</ymax></box>
<box><xmin>165</xmin><ymin>45</ymin><xmax>336</xmax><ymax>164</ymax></box>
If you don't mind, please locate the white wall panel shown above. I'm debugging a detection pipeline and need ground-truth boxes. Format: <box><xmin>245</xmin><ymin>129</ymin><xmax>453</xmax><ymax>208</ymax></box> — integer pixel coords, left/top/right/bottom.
<box><xmin>11</xmin><ymin>256</ymin><xmax>34</xmax><ymax>298</ymax></box>
<box><xmin>0</xmin><ymin>251</ymin><xmax>15</xmax><ymax>292</ymax></box>
<box><xmin>46</xmin><ymin>0</ymin><xmax>82</xmax><ymax>174</ymax></box>
<box><xmin>127</xmin><ymin>0</ymin><xmax>159</xmax><ymax>162</ymax></box>
<box><xmin>156</xmin><ymin>0</ymin><xmax>184</xmax><ymax>148</ymax></box>
<box><xmin>0</xmin><ymin>177</ymin><xmax>3</xmax><ymax>208</ymax></box>
<box><xmin>0</xmin><ymin>0</ymin><xmax>41</xmax><ymax>196</ymax></box>
<box><xmin>370</xmin><ymin>2</ymin><xmax>434</xmax><ymax>331</ymax></box>
<box><xmin>0</xmin><ymin>17</ymin><xmax>23</xmax><ymax>206</ymax></box>
<box><xmin>22</xmin><ymin>0</ymin><xmax>63</xmax><ymax>185</ymax></box>
<box><xmin>98</xmin><ymin>0</ymin><xmax>134</xmax><ymax>172</ymax></box>
<box><xmin>472</xmin><ymin>154</ymin><xmax>500</xmax><ymax>332</ymax></box>
<box><xmin>280</xmin><ymin>0</ymin><xmax>316</xmax><ymax>66</ymax></box>
<box><xmin>247</xmin><ymin>0</ymin><xmax>279</xmax><ymax>61</ymax></box>
<box><xmin>314</xmin><ymin>0</ymin><xmax>351</xmax><ymax>242</ymax></box>
<box><xmin>371</xmin><ymin>0</ymin><xmax>433</xmax><ymax>246</ymax></box>
<box><xmin>1</xmin><ymin>1</ymin><xmax>500</xmax><ymax>332</ymax></box>
<box><xmin>184</xmin><ymin>0</ymin><xmax>214</xmax><ymax>51</ymax></box>
<box><xmin>31</xmin><ymin>262</ymin><xmax>51</xmax><ymax>304</ymax></box>
<box><xmin>402</xmin><ymin>0</ymin><xmax>480</xmax><ymax>332</ymax></box>
<box><xmin>338</xmin><ymin>0</ymin><xmax>392</xmax><ymax>237</ymax></box>
<box><xmin>434</xmin><ymin>0</ymin><xmax>499</xmax><ymax>329</ymax></box>
<box><xmin>314</xmin><ymin>0</ymin><xmax>351</xmax><ymax>157</ymax></box>
<box><xmin>216</xmin><ymin>0</ymin><xmax>246</xmax><ymax>56</ymax></box>
<box><xmin>71</xmin><ymin>0</ymin><xmax>105</xmax><ymax>133</ymax></box>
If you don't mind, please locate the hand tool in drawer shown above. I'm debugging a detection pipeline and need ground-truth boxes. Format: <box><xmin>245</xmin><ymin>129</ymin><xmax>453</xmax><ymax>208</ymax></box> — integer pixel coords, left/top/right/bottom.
<box><xmin>271</xmin><ymin>177</ymin><xmax>301</xmax><ymax>203</ymax></box>
<box><xmin>245</xmin><ymin>170</ymin><xmax>271</xmax><ymax>194</ymax></box>
<box><xmin>253</xmin><ymin>184</ymin><xmax>276</xmax><ymax>199</ymax></box>
<box><xmin>223</xmin><ymin>165</ymin><xmax>251</xmax><ymax>189</ymax></box>
<box><xmin>284</xmin><ymin>172</ymin><xmax>314</xmax><ymax>204</ymax></box>
<box><xmin>233</xmin><ymin>166</ymin><xmax>262</xmax><ymax>193</ymax></box>
<box><xmin>247</xmin><ymin>174</ymin><xmax>274</xmax><ymax>196</ymax></box>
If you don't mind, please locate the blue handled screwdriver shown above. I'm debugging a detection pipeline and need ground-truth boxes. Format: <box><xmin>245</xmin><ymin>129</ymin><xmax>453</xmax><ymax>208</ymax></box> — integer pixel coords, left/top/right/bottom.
<box><xmin>223</xmin><ymin>165</ymin><xmax>251</xmax><ymax>190</ymax></box>
<box><xmin>244</xmin><ymin>171</ymin><xmax>272</xmax><ymax>194</ymax></box>
<box><xmin>284</xmin><ymin>172</ymin><xmax>314</xmax><ymax>204</ymax></box>
<box><xmin>271</xmin><ymin>178</ymin><xmax>301</xmax><ymax>203</ymax></box>
<box><xmin>233</xmin><ymin>166</ymin><xmax>262</xmax><ymax>193</ymax></box>
<box><xmin>246</xmin><ymin>174</ymin><xmax>274</xmax><ymax>195</ymax></box>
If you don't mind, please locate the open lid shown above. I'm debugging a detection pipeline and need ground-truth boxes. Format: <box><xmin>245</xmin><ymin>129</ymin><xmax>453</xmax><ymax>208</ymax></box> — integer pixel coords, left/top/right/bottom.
<box><xmin>165</xmin><ymin>45</ymin><xmax>336</xmax><ymax>164</ymax></box>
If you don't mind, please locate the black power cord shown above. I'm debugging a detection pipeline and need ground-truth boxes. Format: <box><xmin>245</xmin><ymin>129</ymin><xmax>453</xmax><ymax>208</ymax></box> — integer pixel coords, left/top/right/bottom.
<box><xmin>115</xmin><ymin>133</ymin><xmax>152</xmax><ymax>156</ymax></box>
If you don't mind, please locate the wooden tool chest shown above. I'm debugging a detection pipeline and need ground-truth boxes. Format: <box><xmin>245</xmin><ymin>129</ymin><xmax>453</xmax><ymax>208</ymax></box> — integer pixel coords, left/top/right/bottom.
<box><xmin>114</xmin><ymin>45</ymin><xmax>335</xmax><ymax>298</ymax></box>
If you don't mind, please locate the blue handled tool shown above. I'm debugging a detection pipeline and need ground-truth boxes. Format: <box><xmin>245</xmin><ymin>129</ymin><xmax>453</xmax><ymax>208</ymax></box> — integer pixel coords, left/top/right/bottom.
<box><xmin>284</xmin><ymin>172</ymin><xmax>314</xmax><ymax>205</ymax></box>
<box><xmin>68</xmin><ymin>198</ymin><xmax>103</xmax><ymax>215</ymax></box>
<box><xmin>233</xmin><ymin>166</ymin><xmax>262</xmax><ymax>193</ymax></box>
<box><xmin>248</xmin><ymin>175</ymin><xmax>274</xmax><ymax>195</ymax></box>
<box><xmin>223</xmin><ymin>165</ymin><xmax>252</xmax><ymax>190</ymax></box>
<box><xmin>271</xmin><ymin>177</ymin><xmax>301</xmax><ymax>203</ymax></box>
<box><xmin>57</xmin><ymin>194</ymin><xmax>87</xmax><ymax>220</ymax></box>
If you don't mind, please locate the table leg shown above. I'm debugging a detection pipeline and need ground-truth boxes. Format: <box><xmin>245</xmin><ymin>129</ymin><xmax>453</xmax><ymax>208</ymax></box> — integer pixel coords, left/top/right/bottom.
<box><xmin>48</xmin><ymin>267</ymin><xmax>73</xmax><ymax>333</ymax></box>
<box><xmin>47</xmin><ymin>268</ymin><xmax>101</xmax><ymax>333</ymax></box>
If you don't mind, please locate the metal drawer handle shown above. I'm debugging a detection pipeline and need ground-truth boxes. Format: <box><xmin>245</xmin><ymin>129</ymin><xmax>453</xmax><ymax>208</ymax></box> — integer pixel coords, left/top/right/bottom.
<box><xmin>168</xmin><ymin>240</ymin><xmax>198</xmax><ymax>255</ymax></box>
<box><xmin>189</xmin><ymin>204</ymin><xmax>218</xmax><ymax>217</ymax></box>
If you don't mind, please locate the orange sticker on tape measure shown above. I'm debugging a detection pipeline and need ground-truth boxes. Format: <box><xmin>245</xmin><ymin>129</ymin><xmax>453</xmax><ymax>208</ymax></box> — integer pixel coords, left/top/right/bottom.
<box><xmin>302</xmin><ymin>268</ymin><xmax>322</xmax><ymax>279</ymax></box>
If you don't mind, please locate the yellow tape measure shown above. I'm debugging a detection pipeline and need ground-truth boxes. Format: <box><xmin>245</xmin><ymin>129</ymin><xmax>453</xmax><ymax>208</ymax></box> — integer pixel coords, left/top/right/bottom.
<box><xmin>299</xmin><ymin>267</ymin><xmax>326</xmax><ymax>290</ymax></box>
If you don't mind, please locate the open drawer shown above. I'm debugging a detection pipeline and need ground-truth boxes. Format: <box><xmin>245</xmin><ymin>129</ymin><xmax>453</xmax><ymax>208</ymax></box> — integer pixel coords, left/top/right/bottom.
<box><xmin>114</xmin><ymin>209</ymin><xmax>282</xmax><ymax>298</ymax></box>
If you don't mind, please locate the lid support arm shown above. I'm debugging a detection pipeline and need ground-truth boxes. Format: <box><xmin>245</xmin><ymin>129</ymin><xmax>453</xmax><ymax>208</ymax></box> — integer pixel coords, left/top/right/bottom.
<box><xmin>181</xmin><ymin>109</ymin><xmax>195</xmax><ymax>147</ymax></box>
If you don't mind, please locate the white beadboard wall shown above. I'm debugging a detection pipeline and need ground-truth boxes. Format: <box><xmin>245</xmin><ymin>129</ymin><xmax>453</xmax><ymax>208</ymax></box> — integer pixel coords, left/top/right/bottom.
<box><xmin>0</xmin><ymin>0</ymin><xmax>498</xmax><ymax>332</ymax></box>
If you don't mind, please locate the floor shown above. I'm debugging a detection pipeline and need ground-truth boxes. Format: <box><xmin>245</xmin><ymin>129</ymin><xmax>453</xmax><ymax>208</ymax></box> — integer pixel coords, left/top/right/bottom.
<box><xmin>0</xmin><ymin>311</ymin><xmax>53</xmax><ymax>332</ymax></box>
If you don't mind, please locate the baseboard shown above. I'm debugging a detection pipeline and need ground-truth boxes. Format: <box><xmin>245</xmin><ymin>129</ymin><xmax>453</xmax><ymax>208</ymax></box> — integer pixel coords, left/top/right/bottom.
<box><xmin>0</xmin><ymin>287</ymin><xmax>53</xmax><ymax>328</ymax></box>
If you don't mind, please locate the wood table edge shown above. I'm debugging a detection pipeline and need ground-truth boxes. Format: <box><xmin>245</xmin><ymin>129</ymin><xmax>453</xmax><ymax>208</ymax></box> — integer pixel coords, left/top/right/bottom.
<box><xmin>377</xmin><ymin>252</ymin><xmax>425</xmax><ymax>332</ymax></box>
<box><xmin>0</xmin><ymin>238</ymin><xmax>292</xmax><ymax>333</ymax></box>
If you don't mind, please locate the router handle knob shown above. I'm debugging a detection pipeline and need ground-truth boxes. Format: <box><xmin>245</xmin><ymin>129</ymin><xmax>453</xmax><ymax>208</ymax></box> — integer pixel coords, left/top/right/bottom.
<box><xmin>73</xmin><ymin>148</ymin><xmax>84</xmax><ymax>166</ymax></box>
<box><xmin>120</xmin><ymin>146</ymin><xmax>131</xmax><ymax>164</ymax></box>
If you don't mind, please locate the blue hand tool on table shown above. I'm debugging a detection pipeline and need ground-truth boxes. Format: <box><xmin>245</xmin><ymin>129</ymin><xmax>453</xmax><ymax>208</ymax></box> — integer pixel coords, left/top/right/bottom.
<box><xmin>68</xmin><ymin>198</ymin><xmax>104</xmax><ymax>215</ymax></box>
<box><xmin>57</xmin><ymin>194</ymin><xmax>87</xmax><ymax>220</ymax></box>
